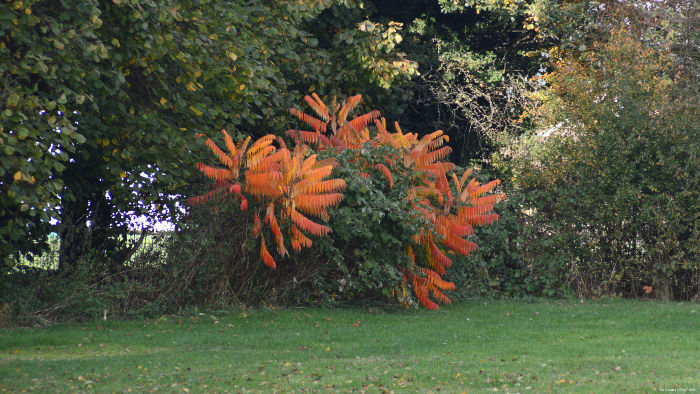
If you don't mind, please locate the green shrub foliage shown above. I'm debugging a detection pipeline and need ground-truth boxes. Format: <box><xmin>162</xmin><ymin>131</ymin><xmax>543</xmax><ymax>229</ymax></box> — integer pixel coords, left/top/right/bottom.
<box><xmin>500</xmin><ymin>23</ymin><xmax>700</xmax><ymax>300</ymax></box>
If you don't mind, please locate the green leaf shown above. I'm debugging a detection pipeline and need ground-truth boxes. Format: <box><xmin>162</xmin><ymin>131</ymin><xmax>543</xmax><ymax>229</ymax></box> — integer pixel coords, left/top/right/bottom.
<box><xmin>17</xmin><ymin>127</ymin><xmax>29</xmax><ymax>140</ymax></box>
<box><xmin>6</xmin><ymin>93</ymin><xmax>19</xmax><ymax>107</ymax></box>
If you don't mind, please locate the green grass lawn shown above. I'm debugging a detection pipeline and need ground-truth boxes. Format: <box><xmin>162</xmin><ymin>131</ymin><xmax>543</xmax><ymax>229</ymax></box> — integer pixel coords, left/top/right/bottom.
<box><xmin>1</xmin><ymin>299</ymin><xmax>697</xmax><ymax>392</ymax></box>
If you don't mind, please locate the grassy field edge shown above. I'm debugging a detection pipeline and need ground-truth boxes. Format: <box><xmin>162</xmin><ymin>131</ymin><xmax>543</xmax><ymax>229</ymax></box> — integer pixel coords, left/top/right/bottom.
<box><xmin>1</xmin><ymin>299</ymin><xmax>698</xmax><ymax>392</ymax></box>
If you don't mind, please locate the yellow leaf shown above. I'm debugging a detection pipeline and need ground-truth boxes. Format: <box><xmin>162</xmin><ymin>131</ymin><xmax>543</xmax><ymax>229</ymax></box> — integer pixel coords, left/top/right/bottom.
<box><xmin>186</xmin><ymin>81</ymin><xmax>197</xmax><ymax>92</ymax></box>
<box><xmin>227</xmin><ymin>51</ymin><xmax>237</xmax><ymax>61</ymax></box>
<box><xmin>189</xmin><ymin>106</ymin><xmax>203</xmax><ymax>116</ymax></box>
<box><xmin>238</xmin><ymin>84</ymin><xmax>245</xmax><ymax>91</ymax></box>
<box><xmin>13</xmin><ymin>171</ymin><xmax>22</xmax><ymax>182</ymax></box>
<box><xmin>120</xmin><ymin>171</ymin><xmax>126</xmax><ymax>179</ymax></box>
<box><xmin>194</xmin><ymin>70</ymin><xmax>201</xmax><ymax>78</ymax></box>
<box><xmin>25</xmin><ymin>8</ymin><xmax>31</xmax><ymax>14</ymax></box>
<box><xmin>160</xmin><ymin>97</ymin><xmax>168</xmax><ymax>106</ymax></box>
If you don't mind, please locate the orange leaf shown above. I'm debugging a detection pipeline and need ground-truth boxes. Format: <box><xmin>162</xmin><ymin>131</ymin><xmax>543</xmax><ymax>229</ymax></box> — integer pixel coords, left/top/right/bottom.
<box><xmin>203</xmin><ymin>138</ymin><xmax>233</xmax><ymax>168</ymax></box>
<box><xmin>375</xmin><ymin>163</ymin><xmax>393</xmax><ymax>189</ymax></box>
<box><xmin>295</xmin><ymin>193</ymin><xmax>344</xmax><ymax>217</ymax></box>
<box><xmin>259</xmin><ymin>237</ymin><xmax>276</xmax><ymax>269</ymax></box>
<box><xmin>253</xmin><ymin>212</ymin><xmax>261</xmax><ymax>239</ymax></box>
<box><xmin>291</xmin><ymin>108</ymin><xmax>327</xmax><ymax>133</ymax></box>
<box><xmin>266</xmin><ymin>204</ymin><xmax>286</xmax><ymax>256</ymax></box>
<box><xmin>291</xmin><ymin>225</ymin><xmax>312</xmax><ymax>250</ymax></box>
<box><xmin>289</xmin><ymin>209</ymin><xmax>330</xmax><ymax>236</ymax></box>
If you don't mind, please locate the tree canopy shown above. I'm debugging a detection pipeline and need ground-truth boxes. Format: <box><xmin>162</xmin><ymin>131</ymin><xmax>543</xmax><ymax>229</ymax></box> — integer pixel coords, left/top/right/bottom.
<box><xmin>0</xmin><ymin>0</ymin><xmax>416</xmax><ymax>268</ymax></box>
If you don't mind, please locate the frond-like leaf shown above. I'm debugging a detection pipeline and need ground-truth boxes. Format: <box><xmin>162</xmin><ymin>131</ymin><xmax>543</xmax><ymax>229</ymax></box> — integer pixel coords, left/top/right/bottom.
<box><xmin>348</xmin><ymin>110</ymin><xmax>381</xmax><ymax>132</ymax></box>
<box><xmin>429</xmin><ymin>238</ymin><xmax>452</xmax><ymax>273</ymax></box>
<box><xmin>188</xmin><ymin>186</ymin><xmax>226</xmax><ymax>205</ymax></box>
<box><xmin>290</xmin><ymin>209</ymin><xmax>331</xmax><ymax>236</ymax></box>
<box><xmin>469</xmin><ymin>194</ymin><xmax>506</xmax><ymax>207</ymax></box>
<box><xmin>253</xmin><ymin>212</ymin><xmax>261</xmax><ymax>239</ymax></box>
<box><xmin>423</xmin><ymin>146</ymin><xmax>452</xmax><ymax>165</ymax></box>
<box><xmin>291</xmin><ymin>225</ymin><xmax>313</xmax><ymax>250</ymax></box>
<box><xmin>295</xmin><ymin>193</ymin><xmax>344</xmax><ymax>217</ymax></box>
<box><xmin>458</xmin><ymin>205</ymin><xmax>494</xmax><ymax>223</ymax></box>
<box><xmin>468</xmin><ymin>213</ymin><xmax>501</xmax><ymax>227</ymax></box>
<box><xmin>300</xmin><ymin>165</ymin><xmax>334</xmax><ymax>183</ymax></box>
<box><xmin>291</xmin><ymin>108</ymin><xmax>327</xmax><ymax>133</ymax></box>
<box><xmin>375</xmin><ymin>163</ymin><xmax>393</xmax><ymax>189</ymax></box>
<box><xmin>412</xmin><ymin>275</ymin><xmax>439</xmax><ymax>310</ymax></box>
<box><xmin>194</xmin><ymin>163</ymin><xmax>232</xmax><ymax>183</ymax></box>
<box><xmin>338</xmin><ymin>94</ymin><xmax>362</xmax><ymax>123</ymax></box>
<box><xmin>203</xmin><ymin>138</ymin><xmax>233</xmax><ymax>168</ymax></box>
<box><xmin>449</xmin><ymin>220</ymin><xmax>475</xmax><ymax>237</ymax></box>
<box><xmin>459</xmin><ymin>168</ymin><xmax>474</xmax><ymax>189</ymax></box>
<box><xmin>222</xmin><ymin>129</ymin><xmax>236</xmax><ymax>157</ymax></box>
<box><xmin>428</xmin><ymin>286</ymin><xmax>451</xmax><ymax>305</ymax></box>
<box><xmin>476</xmin><ymin>179</ymin><xmax>502</xmax><ymax>197</ymax></box>
<box><xmin>287</xmin><ymin>129</ymin><xmax>322</xmax><ymax>145</ymax></box>
<box><xmin>304</xmin><ymin>93</ymin><xmax>330</xmax><ymax>122</ymax></box>
<box><xmin>266</xmin><ymin>204</ymin><xmax>286</xmax><ymax>256</ymax></box>
<box><xmin>246</xmin><ymin>135</ymin><xmax>276</xmax><ymax>168</ymax></box>
<box><xmin>442</xmin><ymin>233</ymin><xmax>478</xmax><ymax>256</ymax></box>
<box><xmin>299</xmin><ymin>154</ymin><xmax>318</xmax><ymax>176</ymax></box>
<box><xmin>292</xmin><ymin>178</ymin><xmax>346</xmax><ymax>196</ymax></box>
<box><xmin>259</xmin><ymin>237</ymin><xmax>276</xmax><ymax>269</ymax></box>
<box><xmin>422</xmin><ymin>268</ymin><xmax>456</xmax><ymax>291</ymax></box>
<box><xmin>312</xmin><ymin>158</ymin><xmax>339</xmax><ymax>170</ymax></box>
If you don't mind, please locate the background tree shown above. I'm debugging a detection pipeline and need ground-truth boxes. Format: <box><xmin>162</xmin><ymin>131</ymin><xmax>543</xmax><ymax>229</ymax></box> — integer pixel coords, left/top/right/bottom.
<box><xmin>354</xmin><ymin>0</ymin><xmax>547</xmax><ymax>163</ymax></box>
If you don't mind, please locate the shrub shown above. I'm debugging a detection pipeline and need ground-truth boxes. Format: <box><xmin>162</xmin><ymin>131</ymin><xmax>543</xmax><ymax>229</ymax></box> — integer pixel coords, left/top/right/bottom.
<box><xmin>501</xmin><ymin>27</ymin><xmax>700</xmax><ymax>300</ymax></box>
<box><xmin>187</xmin><ymin>94</ymin><xmax>506</xmax><ymax>309</ymax></box>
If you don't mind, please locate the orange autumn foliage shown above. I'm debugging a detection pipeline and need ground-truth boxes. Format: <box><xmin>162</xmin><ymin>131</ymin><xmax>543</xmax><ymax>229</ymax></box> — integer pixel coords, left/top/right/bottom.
<box><xmin>191</xmin><ymin>94</ymin><xmax>505</xmax><ymax>310</ymax></box>
<box><xmin>190</xmin><ymin>131</ymin><xmax>346</xmax><ymax>270</ymax></box>
<box><xmin>291</xmin><ymin>95</ymin><xmax>505</xmax><ymax>310</ymax></box>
